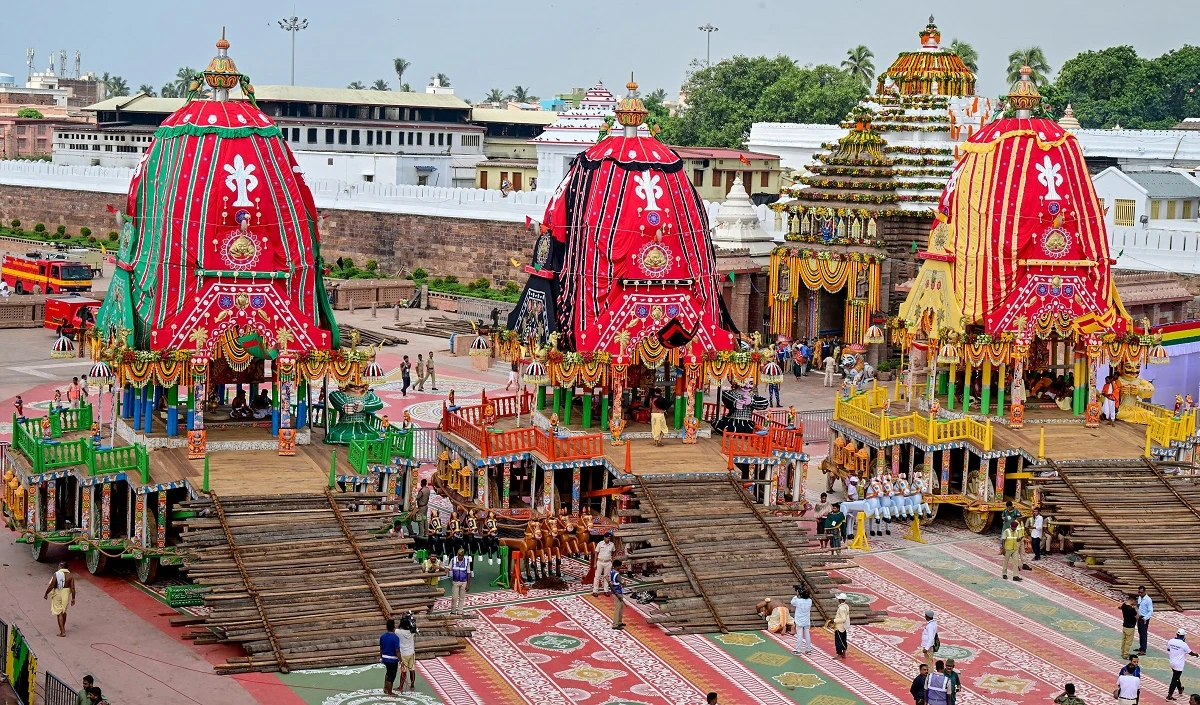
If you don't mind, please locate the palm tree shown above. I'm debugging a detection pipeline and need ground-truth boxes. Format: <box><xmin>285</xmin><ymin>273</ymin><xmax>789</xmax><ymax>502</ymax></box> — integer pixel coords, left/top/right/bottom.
<box><xmin>484</xmin><ymin>88</ymin><xmax>506</xmax><ymax>104</ymax></box>
<box><xmin>347</xmin><ymin>81</ymin><xmax>367</xmax><ymax>90</ymax></box>
<box><xmin>435</xmin><ymin>73</ymin><xmax>451</xmax><ymax>87</ymax></box>
<box><xmin>399</xmin><ymin>83</ymin><xmax>412</xmax><ymax>92</ymax></box>
<box><xmin>393</xmin><ymin>58</ymin><xmax>411</xmax><ymax>86</ymax></box>
<box><xmin>100</xmin><ymin>72</ymin><xmax>112</xmax><ymax>98</ymax></box>
<box><xmin>949</xmin><ymin>39</ymin><xmax>979</xmax><ymax>74</ymax></box>
<box><xmin>648</xmin><ymin>88</ymin><xmax>668</xmax><ymax>102</ymax></box>
<box><xmin>841</xmin><ymin>45</ymin><xmax>875</xmax><ymax>88</ymax></box>
<box><xmin>172</xmin><ymin>67</ymin><xmax>200</xmax><ymax>98</ymax></box>
<box><xmin>1007</xmin><ymin>46</ymin><xmax>1052</xmax><ymax>86</ymax></box>
<box><xmin>509</xmin><ymin>86</ymin><xmax>532</xmax><ymax>103</ymax></box>
<box><xmin>371</xmin><ymin>79</ymin><xmax>391</xmax><ymax>91</ymax></box>
<box><xmin>106</xmin><ymin>75</ymin><xmax>130</xmax><ymax>98</ymax></box>
<box><xmin>160</xmin><ymin>83</ymin><xmax>177</xmax><ymax>98</ymax></box>
<box><xmin>137</xmin><ymin>84</ymin><xmax>157</xmax><ymax>97</ymax></box>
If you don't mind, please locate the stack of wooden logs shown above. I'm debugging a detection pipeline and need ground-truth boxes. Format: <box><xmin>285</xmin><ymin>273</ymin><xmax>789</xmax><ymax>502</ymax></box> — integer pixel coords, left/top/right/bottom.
<box><xmin>1037</xmin><ymin>459</ymin><xmax>1200</xmax><ymax>610</ymax></box>
<box><xmin>174</xmin><ymin>491</ymin><xmax>470</xmax><ymax>674</ymax></box>
<box><xmin>615</xmin><ymin>474</ymin><xmax>884</xmax><ymax>634</ymax></box>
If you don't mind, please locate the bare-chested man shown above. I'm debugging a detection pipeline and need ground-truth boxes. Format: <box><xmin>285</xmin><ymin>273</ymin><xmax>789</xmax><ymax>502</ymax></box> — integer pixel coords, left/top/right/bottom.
<box><xmin>755</xmin><ymin>597</ymin><xmax>796</xmax><ymax>635</ymax></box>
<box><xmin>42</xmin><ymin>562</ymin><xmax>76</xmax><ymax>637</ymax></box>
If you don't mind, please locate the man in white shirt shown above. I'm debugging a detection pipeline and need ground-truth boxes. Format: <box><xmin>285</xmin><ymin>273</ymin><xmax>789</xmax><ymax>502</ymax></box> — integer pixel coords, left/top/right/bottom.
<box><xmin>790</xmin><ymin>585</ymin><xmax>813</xmax><ymax>655</ymax></box>
<box><xmin>593</xmin><ymin>532</ymin><xmax>616</xmax><ymax>596</ymax></box>
<box><xmin>833</xmin><ymin>593</ymin><xmax>850</xmax><ymax>659</ymax></box>
<box><xmin>395</xmin><ymin>612</ymin><xmax>419</xmax><ymax>693</ymax></box>
<box><xmin>1029</xmin><ymin>507</ymin><xmax>1044</xmax><ymax>561</ymax></box>
<box><xmin>1168</xmin><ymin>629</ymin><xmax>1199</xmax><ymax>700</ymax></box>
<box><xmin>1115</xmin><ymin>663</ymin><xmax>1140</xmax><ymax>703</ymax></box>
<box><xmin>920</xmin><ymin>609</ymin><xmax>938</xmax><ymax>669</ymax></box>
<box><xmin>845</xmin><ymin>475</ymin><xmax>860</xmax><ymax>502</ymax></box>
<box><xmin>1136</xmin><ymin>585</ymin><xmax>1154</xmax><ymax>655</ymax></box>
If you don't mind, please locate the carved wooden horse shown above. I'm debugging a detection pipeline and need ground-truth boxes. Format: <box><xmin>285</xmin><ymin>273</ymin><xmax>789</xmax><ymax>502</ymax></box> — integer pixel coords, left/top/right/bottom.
<box><xmin>499</xmin><ymin>517</ymin><xmax>543</xmax><ymax>581</ymax></box>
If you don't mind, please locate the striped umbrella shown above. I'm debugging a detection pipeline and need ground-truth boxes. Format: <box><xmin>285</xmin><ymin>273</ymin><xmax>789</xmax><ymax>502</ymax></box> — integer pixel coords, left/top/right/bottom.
<box><xmin>760</xmin><ymin>360</ymin><xmax>784</xmax><ymax>384</ymax></box>
<box><xmin>1147</xmin><ymin>344</ymin><xmax>1169</xmax><ymax>365</ymax></box>
<box><xmin>363</xmin><ymin>361</ymin><xmax>386</xmax><ymax>383</ymax></box>
<box><xmin>51</xmin><ymin>335</ymin><xmax>75</xmax><ymax>359</ymax></box>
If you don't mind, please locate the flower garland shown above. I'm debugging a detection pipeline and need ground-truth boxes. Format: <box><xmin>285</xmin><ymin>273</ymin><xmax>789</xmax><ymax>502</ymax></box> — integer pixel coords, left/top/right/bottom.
<box><xmin>884</xmin><ymin>145</ymin><xmax>953</xmax><ymax>155</ymax></box>
<box><xmin>809</xmin><ymin>165</ymin><xmax>896</xmax><ymax>177</ymax></box>
<box><xmin>798</xmin><ymin>177</ymin><xmax>898</xmax><ymax>191</ymax></box>
<box><xmin>772</xmin><ymin>246</ymin><xmax>886</xmax><ymax>263</ymax></box>
<box><xmin>843</xmin><ymin>114</ymin><xmax>950</xmax><ymax>125</ymax></box>
<box><xmin>816</xmin><ymin>154</ymin><xmax>892</xmax><ymax>167</ymax></box>
<box><xmin>778</xmin><ymin>203</ymin><xmax>915</xmax><ymax>219</ymax></box>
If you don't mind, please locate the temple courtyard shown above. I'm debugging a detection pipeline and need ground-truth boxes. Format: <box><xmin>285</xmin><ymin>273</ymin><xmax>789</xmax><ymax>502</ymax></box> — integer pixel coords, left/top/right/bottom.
<box><xmin>0</xmin><ymin>320</ymin><xmax>1192</xmax><ymax>705</ymax></box>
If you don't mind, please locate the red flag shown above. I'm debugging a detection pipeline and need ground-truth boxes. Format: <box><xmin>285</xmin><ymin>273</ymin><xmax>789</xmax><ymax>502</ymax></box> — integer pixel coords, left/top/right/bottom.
<box><xmin>738</xmin><ymin>154</ymin><xmax>752</xmax><ymax>166</ymax></box>
<box><xmin>525</xmin><ymin>215</ymin><xmax>533</xmax><ymax>230</ymax></box>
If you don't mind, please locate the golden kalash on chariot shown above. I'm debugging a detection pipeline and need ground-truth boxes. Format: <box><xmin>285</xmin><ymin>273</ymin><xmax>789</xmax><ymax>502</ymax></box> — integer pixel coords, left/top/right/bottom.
<box><xmin>822</xmin><ymin>66</ymin><xmax>1192</xmax><ymax>534</ymax></box>
<box><xmin>1</xmin><ymin>33</ymin><xmax>416</xmax><ymax>584</ymax></box>
<box><xmin>427</xmin><ymin>77</ymin><xmax>808</xmax><ymax>582</ymax></box>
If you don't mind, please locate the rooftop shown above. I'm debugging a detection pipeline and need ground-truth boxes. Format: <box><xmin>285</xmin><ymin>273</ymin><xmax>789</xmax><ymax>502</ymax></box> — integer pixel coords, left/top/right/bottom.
<box><xmin>86</xmin><ymin>85</ymin><xmax>470</xmax><ymax>114</ymax></box>
<box><xmin>470</xmin><ymin>108</ymin><xmax>558</xmax><ymax>125</ymax></box>
<box><xmin>672</xmin><ymin>147</ymin><xmax>780</xmax><ymax>161</ymax></box>
<box><xmin>1126</xmin><ymin>170</ymin><xmax>1200</xmax><ymax>199</ymax></box>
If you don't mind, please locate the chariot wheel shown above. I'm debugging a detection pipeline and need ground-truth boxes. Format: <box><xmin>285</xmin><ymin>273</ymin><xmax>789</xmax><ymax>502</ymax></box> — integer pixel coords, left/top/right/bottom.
<box><xmin>921</xmin><ymin>503</ymin><xmax>940</xmax><ymax>525</ymax></box>
<box><xmin>85</xmin><ymin>547</ymin><xmax>107</xmax><ymax>575</ymax></box>
<box><xmin>964</xmin><ymin>509</ymin><xmax>994</xmax><ymax>534</ymax></box>
<box><xmin>136</xmin><ymin>556</ymin><xmax>159</xmax><ymax>584</ymax></box>
<box><xmin>30</xmin><ymin>539</ymin><xmax>48</xmax><ymax>562</ymax></box>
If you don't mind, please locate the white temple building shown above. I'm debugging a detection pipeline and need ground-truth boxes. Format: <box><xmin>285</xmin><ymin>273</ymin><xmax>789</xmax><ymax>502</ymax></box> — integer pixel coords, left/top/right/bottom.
<box><xmin>711</xmin><ymin>175</ymin><xmax>775</xmax><ymax>261</ymax></box>
<box><xmin>533</xmin><ymin>81</ymin><xmax>648</xmax><ymax>191</ymax></box>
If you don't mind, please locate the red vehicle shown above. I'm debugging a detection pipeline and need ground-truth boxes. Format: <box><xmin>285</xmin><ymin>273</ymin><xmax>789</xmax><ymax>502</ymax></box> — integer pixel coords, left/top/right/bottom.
<box><xmin>1</xmin><ymin>253</ymin><xmax>93</xmax><ymax>294</ymax></box>
<box><xmin>44</xmin><ymin>295</ymin><xmax>101</xmax><ymax>332</ymax></box>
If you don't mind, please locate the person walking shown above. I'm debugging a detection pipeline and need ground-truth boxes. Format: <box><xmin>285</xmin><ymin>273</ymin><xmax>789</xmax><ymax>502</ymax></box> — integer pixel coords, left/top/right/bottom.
<box><xmin>944</xmin><ymin>658</ymin><xmax>960</xmax><ymax>705</ymax></box>
<box><xmin>799</xmin><ymin>340</ymin><xmax>811</xmax><ymax>377</ymax></box>
<box><xmin>427</xmin><ymin>351</ymin><xmax>439</xmax><ymax>391</ymax></box>
<box><xmin>925</xmin><ymin>660</ymin><xmax>950</xmax><ymax>705</ymax></box>
<box><xmin>1101</xmin><ymin>372</ymin><xmax>1122</xmax><ymax>425</ymax></box>
<box><xmin>1053</xmin><ymin>683</ymin><xmax>1085</xmax><ymax>705</ymax></box>
<box><xmin>1168</xmin><ymin>629</ymin><xmax>1198</xmax><ymax>700</ymax></box>
<box><xmin>791</xmin><ymin>585</ymin><xmax>813</xmax><ymax>655</ymax></box>
<box><xmin>1029</xmin><ymin>507</ymin><xmax>1044</xmax><ymax>560</ymax></box>
<box><xmin>1115</xmin><ymin>663</ymin><xmax>1140</xmax><ymax>704</ymax></box>
<box><xmin>1119</xmin><ymin>594</ymin><xmax>1138</xmax><ymax>660</ymax></box>
<box><xmin>379</xmin><ymin>618</ymin><xmax>401</xmax><ymax>696</ymax></box>
<box><xmin>833</xmin><ymin>593</ymin><xmax>850</xmax><ymax>658</ymax></box>
<box><xmin>768</xmin><ymin>379</ymin><xmax>781</xmax><ymax>407</ymax></box>
<box><xmin>910</xmin><ymin>664</ymin><xmax>929</xmax><ymax>705</ymax></box>
<box><xmin>43</xmin><ymin>561</ymin><xmax>76</xmax><ymax>637</ymax></box>
<box><xmin>921</xmin><ymin>610</ymin><xmax>939</xmax><ymax>669</ymax></box>
<box><xmin>449</xmin><ymin>548</ymin><xmax>471</xmax><ymax>615</ymax></box>
<box><xmin>1136</xmin><ymin>585</ymin><xmax>1153</xmax><ymax>655</ymax></box>
<box><xmin>400</xmin><ymin>355</ymin><xmax>412</xmax><ymax>396</ymax></box>
<box><xmin>823</xmin><ymin>353</ymin><xmax>837</xmax><ymax>387</ymax></box>
<box><xmin>415</xmin><ymin>354</ymin><xmax>427</xmax><ymax>392</ymax></box>
<box><xmin>1001</xmin><ymin>519</ymin><xmax>1025</xmax><ymax>581</ymax></box>
<box><xmin>593</xmin><ymin>532</ymin><xmax>615</xmax><ymax>596</ymax></box>
<box><xmin>396</xmin><ymin>612</ymin><xmax>419</xmax><ymax>693</ymax></box>
<box><xmin>506</xmin><ymin>357</ymin><xmax>519</xmax><ymax>391</ymax></box>
<box><xmin>610</xmin><ymin>559</ymin><xmax>626</xmax><ymax>630</ymax></box>
<box><xmin>67</xmin><ymin>376</ymin><xmax>81</xmax><ymax>409</ymax></box>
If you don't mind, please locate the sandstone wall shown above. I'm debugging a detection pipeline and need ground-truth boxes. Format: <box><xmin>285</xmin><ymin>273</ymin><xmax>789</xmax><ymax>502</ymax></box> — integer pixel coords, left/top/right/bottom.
<box><xmin>0</xmin><ymin>184</ymin><xmax>533</xmax><ymax>284</ymax></box>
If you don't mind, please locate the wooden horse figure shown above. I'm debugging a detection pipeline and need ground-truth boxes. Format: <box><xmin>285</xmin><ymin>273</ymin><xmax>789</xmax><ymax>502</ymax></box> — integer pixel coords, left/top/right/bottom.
<box><xmin>537</xmin><ymin>516</ymin><xmax>561</xmax><ymax>578</ymax></box>
<box><xmin>500</xmin><ymin>516</ymin><xmax>542</xmax><ymax>582</ymax></box>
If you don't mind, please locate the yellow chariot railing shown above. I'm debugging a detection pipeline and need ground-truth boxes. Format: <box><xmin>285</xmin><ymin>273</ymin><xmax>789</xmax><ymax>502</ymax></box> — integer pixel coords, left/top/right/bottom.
<box><xmin>834</xmin><ymin>395</ymin><xmax>993</xmax><ymax>451</ymax></box>
<box><xmin>1146</xmin><ymin>411</ymin><xmax>1196</xmax><ymax>455</ymax></box>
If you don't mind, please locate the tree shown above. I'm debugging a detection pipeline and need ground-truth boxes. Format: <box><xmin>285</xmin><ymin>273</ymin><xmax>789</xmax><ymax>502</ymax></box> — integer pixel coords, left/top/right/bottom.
<box><xmin>106</xmin><ymin>75</ymin><xmax>130</xmax><ymax>98</ymax></box>
<box><xmin>509</xmin><ymin>86</ymin><xmax>534</xmax><ymax>103</ymax></box>
<box><xmin>393</xmin><ymin>58</ymin><xmax>411</xmax><ymax>86</ymax></box>
<box><xmin>949</xmin><ymin>38</ymin><xmax>979</xmax><ymax>73</ymax></box>
<box><xmin>371</xmin><ymin>79</ymin><xmax>391</xmax><ymax>91</ymax></box>
<box><xmin>172</xmin><ymin>67</ymin><xmax>198</xmax><ymax>98</ymax></box>
<box><xmin>137</xmin><ymin>84</ymin><xmax>157</xmax><ymax>97</ymax></box>
<box><xmin>160</xmin><ymin>83</ymin><xmax>178</xmax><ymax>98</ymax></box>
<box><xmin>399</xmin><ymin>83</ymin><xmax>412</xmax><ymax>92</ymax></box>
<box><xmin>484</xmin><ymin>88</ymin><xmax>506</xmax><ymax>104</ymax></box>
<box><xmin>1007</xmin><ymin>46</ymin><xmax>1052</xmax><ymax>86</ymax></box>
<box><xmin>841</xmin><ymin>45</ymin><xmax>875</xmax><ymax>88</ymax></box>
<box><xmin>347</xmin><ymin>81</ymin><xmax>367</xmax><ymax>90</ymax></box>
<box><xmin>16</xmin><ymin>108</ymin><xmax>43</xmax><ymax>119</ymax></box>
<box><xmin>668</xmin><ymin>55</ymin><xmax>866</xmax><ymax>148</ymax></box>
<box><xmin>648</xmin><ymin>88</ymin><xmax>668</xmax><ymax>102</ymax></box>
<box><xmin>435</xmin><ymin>72</ymin><xmax>451</xmax><ymax>87</ymax></box>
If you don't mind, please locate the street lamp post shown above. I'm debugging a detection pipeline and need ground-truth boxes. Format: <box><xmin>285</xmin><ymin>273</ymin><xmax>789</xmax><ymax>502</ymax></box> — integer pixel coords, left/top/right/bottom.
<box><xmin>277</xmin><ymin>16</ymin><xmax>309</xmax><ymax>86</ymax></box>
<box><xmin>698</xmin><ymin>24</ymin><xmax>718</xmax><ymax>67</ymax></box>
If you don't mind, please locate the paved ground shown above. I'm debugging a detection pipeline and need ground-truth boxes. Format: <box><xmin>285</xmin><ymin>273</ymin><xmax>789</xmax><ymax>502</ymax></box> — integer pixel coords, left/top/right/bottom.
<box><xmin>8</xmin><ymin>303</ymin><xmax>1191</xmax><ymax>704</ymax></box>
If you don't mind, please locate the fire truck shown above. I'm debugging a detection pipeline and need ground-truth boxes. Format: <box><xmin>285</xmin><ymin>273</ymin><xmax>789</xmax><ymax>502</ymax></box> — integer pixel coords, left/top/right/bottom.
<box><xmin>1</xmin><ymin>253</ymin><xmax>93</xmax><ymax>294</ymax></box>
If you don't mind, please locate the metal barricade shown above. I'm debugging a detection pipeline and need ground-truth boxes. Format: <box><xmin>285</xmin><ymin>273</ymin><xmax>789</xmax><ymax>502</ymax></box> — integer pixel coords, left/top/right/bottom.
<box><xmin>798</xmin><ymin>409</ymin><xmax>833</xmax><ymax>445</ymax></box>
<box><xmin>44</xmin><ymin>672</ymin><xmax>79</xmax><ymax>705</ymax></box>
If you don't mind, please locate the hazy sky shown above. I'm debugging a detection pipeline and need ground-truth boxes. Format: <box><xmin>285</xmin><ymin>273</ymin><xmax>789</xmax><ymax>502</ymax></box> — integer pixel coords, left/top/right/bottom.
<box><xmin>6</xmin><ymin>0</ymin><xmax>1200</xmax><ymax>103</ymax></box>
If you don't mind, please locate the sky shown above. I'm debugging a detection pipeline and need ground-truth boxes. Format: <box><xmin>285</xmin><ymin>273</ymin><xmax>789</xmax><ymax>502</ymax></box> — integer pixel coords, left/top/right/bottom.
<box><xmin>5</xmin><ymin>0</ymin><xmax>1200</xmax><ymax>104</ymax></box>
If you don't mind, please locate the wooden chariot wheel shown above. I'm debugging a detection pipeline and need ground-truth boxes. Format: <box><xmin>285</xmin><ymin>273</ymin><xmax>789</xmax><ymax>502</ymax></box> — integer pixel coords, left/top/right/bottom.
<box><xmin>136</xmin><ymin>556</ymin><xmax>159</xmax><ymax>584</ymax></box>
<box><xmin>963</xmin><ymin>509</ymin><xmax>994</xmax><ymax>534</ymax></box>
<box><xmin>86</xmin><ymin>547</ymin><xmax>107</xmax><ymax>575</ymax></box>
<box><xmin>30</xmin><ymin>538</ymin><xmax>48</xmax><ymax>562</ymax></box>
<box><xmin>921</xmin><ymin>503</ymin><xmax>939</xmax><ymax>525</ymax></box>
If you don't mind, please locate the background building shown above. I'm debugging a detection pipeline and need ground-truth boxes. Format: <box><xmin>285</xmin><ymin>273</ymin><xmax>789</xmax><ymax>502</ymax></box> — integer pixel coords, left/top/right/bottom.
<box><xmin>672</xmin><ymin>147</ymin><xmax>780</xmax><ymax>203</ymax></box>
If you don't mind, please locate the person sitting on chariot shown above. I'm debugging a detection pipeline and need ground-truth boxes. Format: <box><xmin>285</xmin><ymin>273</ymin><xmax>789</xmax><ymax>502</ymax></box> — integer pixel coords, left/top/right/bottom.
<box><xmin>251</xmin><ymin>390</ymin><xmax>272</xmax><ymax>419</ymax></box>
<box><xmin>1029</xmin><ymin>372</ymin><xmax>1054</xmax><ymax>398</ymax></box>
<box><xmin>229</xmin><ymin>389</ymin><xmax>252</xmax><ymax>419</ymax></box>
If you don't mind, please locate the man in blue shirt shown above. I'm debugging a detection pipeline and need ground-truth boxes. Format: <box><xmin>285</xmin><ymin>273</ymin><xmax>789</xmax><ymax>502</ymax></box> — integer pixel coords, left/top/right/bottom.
<box><xmin>380</xmin><ymin>618</ymin><xmax>400</xmax><ymax>696</ymax></box>
<box><xmin>610</xmin><ymin>559</ymin><xmax>626</xmax><ymax>630</ymax></box>
<box><xmin>1137</xmin><ymin>585</ymin><xmax>1153</xmax><ymax>655</ymax></box>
